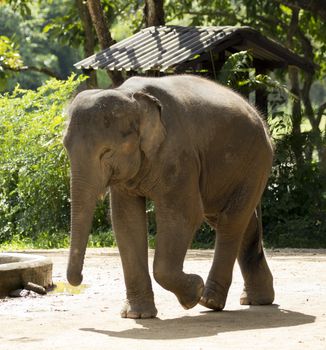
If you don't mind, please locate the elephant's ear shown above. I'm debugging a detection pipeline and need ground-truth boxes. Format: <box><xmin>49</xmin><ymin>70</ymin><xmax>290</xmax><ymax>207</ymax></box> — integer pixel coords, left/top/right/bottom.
<box><xmin>133</xmin><ymin>91</ymin><xmax>166</xmax><ymax>160</ymax></box>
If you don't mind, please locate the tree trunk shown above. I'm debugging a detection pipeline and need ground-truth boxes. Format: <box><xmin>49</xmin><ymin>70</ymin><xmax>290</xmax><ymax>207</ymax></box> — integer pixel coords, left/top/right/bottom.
<box><xmin>318</xmin><ymin>103</ymin><xmax>326</xmax><ymax>174</ymax></box>
<box><xmin>286</xmin><ymin>8</ymin><xmax>304</xmax><ymax>166</ymax></box>
<box><xmin>288</xmin><ymin>66</ymin><xmax>304</xmax><ymax>166</ymax></box>
<box><xmin>296</xmin><ymin>28</ymin><xmax>325</xmax><ymax>166</ymax></box>
<box><xmin>86</xmin><ymin>0</ymin><xmax>124</xmax><ymax>87</ymax></box>
<box><xmin>76</xmin><ymin>0</ymin><xmax>97</xmax><ymax>88</ymax></box>
<box><xmin>144</xmin><ymin>0</ymin><xmax>165</xmax><ymax>27</ymax></box>
<box><xmin>321</xmin><ymin>126</ymin><xmax>326</xmax><ymax>176</ymax></box>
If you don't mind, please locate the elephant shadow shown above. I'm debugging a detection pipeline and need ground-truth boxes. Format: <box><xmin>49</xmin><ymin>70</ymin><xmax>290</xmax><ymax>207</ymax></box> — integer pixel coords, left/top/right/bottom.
<box><xmin>80</xmin><ymin>305</ymin><xmax>316</xmax><ymax>340</ymax></box>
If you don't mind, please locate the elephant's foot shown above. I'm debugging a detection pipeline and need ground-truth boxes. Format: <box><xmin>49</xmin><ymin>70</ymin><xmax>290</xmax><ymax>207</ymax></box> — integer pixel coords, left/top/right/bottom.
<box><xmin>240</xmin><ymin>284</ymin><xmax>274</xmax><ymax>306</ymax></box>
<box><xmin>120</xmin><ymin>293</ymin><xmax>157</xmax><ymax>319</ymax></box>
<box><xmin>176</xmin><ymin>274</ymin><xmax>204</xmax><ymax>310</ymax></box>
<box><xmin>240</xmin><ymin>262</ymin><xmax>274</xmax><ymax>306</ymax></box>
<box><xmin>199</xmin><ymin>279</ymin><xmax>229</xmax><ymax>311</ymax></box>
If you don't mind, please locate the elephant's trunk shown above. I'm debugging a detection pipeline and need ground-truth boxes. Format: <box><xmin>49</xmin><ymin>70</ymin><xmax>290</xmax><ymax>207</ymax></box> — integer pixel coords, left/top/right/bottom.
<box><xmin>67</xmin><ymin>175</ymin><xmax>98</xmax><ymax>286</ymax></box>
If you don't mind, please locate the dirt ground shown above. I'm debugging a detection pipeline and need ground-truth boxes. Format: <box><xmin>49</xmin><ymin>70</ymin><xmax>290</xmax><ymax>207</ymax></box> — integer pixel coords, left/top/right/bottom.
<box><xmin>1</xmin><ymin>248</ymin><xmax>325</xmax><ymax>350</ymax></box>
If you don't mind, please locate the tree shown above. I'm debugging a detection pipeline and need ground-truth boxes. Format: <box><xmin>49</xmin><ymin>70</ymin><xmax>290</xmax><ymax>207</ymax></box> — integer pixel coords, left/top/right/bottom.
<box><xmin>86</xmin><ymin>0</ymin><xmax>124</xmax><ymax>86</ymax></box>
<box><xmin>75</xmin><ymin>0</ymin><xmax>97</xmax><ymax>87</ymax></box>
<box><xmin>144</xmin><ymin>0</ymin><xmax>165</xmax><ymax>26</ymax></box>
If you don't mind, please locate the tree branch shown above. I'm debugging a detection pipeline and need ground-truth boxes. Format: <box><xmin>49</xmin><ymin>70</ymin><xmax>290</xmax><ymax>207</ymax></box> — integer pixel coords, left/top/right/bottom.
<box><xmin>272</xmin><ymin>0</ymin><xmax>326</xmax><ymax>22</ymax></box>
<box><xmin>5</xmin><ymin>64</ymin><xmax>62</xmax><ymax>80</ymax></box>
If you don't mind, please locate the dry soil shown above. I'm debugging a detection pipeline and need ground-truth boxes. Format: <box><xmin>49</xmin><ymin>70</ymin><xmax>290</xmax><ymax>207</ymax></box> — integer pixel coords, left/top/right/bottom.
<box><xmin>1</xmin><ymin>248</ymin><xmax>325</xmax><ymax>350</ymax></box>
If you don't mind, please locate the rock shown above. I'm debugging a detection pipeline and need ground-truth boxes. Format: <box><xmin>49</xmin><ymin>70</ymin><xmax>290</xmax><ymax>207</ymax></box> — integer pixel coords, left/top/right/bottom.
<box><xmin>9</xmin><ymin>289</ymin><xmax>30</xmax><ymax>298</ymax></box>
<box><xmin>25</xmin><ymin>282</ymin><xmax>47</xmax><ymax>295</ymax></box>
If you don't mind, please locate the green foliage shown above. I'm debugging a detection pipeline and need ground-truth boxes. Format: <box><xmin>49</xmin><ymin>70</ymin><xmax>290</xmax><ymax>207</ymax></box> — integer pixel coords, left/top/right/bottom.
<box><xmin>42</xmin><ymin>0</ymin><xmax>86</xmax><ymax>49</ymax></box>
<box><xmin>192</xmin><ymin>223</ymin><xmax>215</xmax><ymax>249</ymax></box>
<box><xmin>92</xmin><ymin>199</ymin><xmax>108</xmax><ymax>230</ymax></box>
<box><xmin>146</xmin><ymin>200</ymin><xmax>156</xmax><ymax>236</ymax></box>
<box><xmin>0</xmin><ymin>2</ymin><xmax>82</xmax><ymax>90</ymax></box>
<box><xmin>0</xmin><ymin>35</ymin><xmax>23</xmax><ymax>70</ymax></box>
<box><xmin>0</xmin><ymin>74</ymin><xmax>86</xmax><ymax>244</ymax></box>
<box><xmin>165</xmin><ymin>0</ymin><xmax>237</xmax><ymax>26</ymax></box>
<box><xmin>1</xmin><ymin>0</ymin><xmax>32</xmax><ymax>17</ymax></box>
<box><xmin>0</xmin><ymin>35</ymin><xmax>23</xmax><ymax>91</ymax></box>
<box><xmin>42</xmin><ymin>0</ymin><xmax>142</xmax><ymax>49</ymax></box>
<box><xmin>262</xmin><ymin>135</ymin><xmax>326</xmax><ymax>248</ymax></box>
<box><xmin>0</xmin><ymin>231</ymin><xmax>70</xmax><ymax>250</ymax></box>
<box><xmin>217</xmin><ymin>51</ymin><xmax>295</xmax><ymax>100</ymax></box>
<box><xmin>217</xmin><ymin>50</ymin><xmax>253</xmax><ymax>88</ymax></box>
<box><xmin>0</xmin><ymin>230</ymin><xmax>117</xmax><ymax>250</ymax></box>
<box><xmin>88</xmin><ymin>230</ymin><xmax>116</xmax><ymax>248</ymax></box>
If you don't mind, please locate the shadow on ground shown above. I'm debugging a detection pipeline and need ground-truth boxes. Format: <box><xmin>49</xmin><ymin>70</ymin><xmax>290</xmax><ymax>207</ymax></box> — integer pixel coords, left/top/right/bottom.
<box><xmin>81</xmin><ymin>305</ymin><xmax>315</xmax><ymax>340</ymax></box>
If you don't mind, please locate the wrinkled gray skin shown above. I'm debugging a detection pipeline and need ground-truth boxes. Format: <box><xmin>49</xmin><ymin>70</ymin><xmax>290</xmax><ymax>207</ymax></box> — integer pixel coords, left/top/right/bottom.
<box><xmin>63</xmin><ymin>75</ymin><xmax>274</xmax><ymax>319</ymax></box>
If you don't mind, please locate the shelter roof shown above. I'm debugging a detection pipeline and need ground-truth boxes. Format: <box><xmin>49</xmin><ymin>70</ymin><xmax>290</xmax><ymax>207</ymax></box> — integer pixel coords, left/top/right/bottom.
<box><xmin>75</xmin><ymin>26</ymin><xmax>314</xmax><ymax>73</ymax></box>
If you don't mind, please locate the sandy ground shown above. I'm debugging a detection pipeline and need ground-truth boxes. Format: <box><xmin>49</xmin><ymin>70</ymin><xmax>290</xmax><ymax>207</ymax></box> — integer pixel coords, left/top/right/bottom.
<box><xmin>0</xmin><ymin>248</ymin><xmax>326</xmax><ymax>350</ymax></box>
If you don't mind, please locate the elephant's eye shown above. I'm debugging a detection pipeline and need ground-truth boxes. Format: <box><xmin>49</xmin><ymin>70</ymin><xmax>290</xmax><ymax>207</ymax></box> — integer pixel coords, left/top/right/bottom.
<box><xmin>100</xmin><ymin>148</ymin><xmax>112</xmax><ymax>160</ymax></box>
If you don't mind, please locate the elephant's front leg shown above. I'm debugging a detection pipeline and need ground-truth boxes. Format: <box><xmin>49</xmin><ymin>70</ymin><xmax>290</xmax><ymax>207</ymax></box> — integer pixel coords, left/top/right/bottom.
<box><xmin>110</xmin><ymin>188</ymin><xmax>157</xmax><ymax>319</ymax></box>
<box><xmin>153</xmin><ymin>195</ymin><xmax>204</xmax><ymax>310</ymax></box>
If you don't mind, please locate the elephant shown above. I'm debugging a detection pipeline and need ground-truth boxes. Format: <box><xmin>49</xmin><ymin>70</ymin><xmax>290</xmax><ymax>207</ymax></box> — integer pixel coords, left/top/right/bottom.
<box><xmin>63</xmin><ymin>74</ymin><xmax>275</xmax><ymax>319</ymax></box>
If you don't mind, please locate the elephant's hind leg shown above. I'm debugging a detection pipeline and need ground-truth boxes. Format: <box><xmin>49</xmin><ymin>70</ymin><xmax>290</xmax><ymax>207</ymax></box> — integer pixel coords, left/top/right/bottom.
<box><xmin>200</xmin><ymin>183</ymin><xmax>264</xmax><ymax>311</ymax></box>
<box><xmin>199</xmin><ymin>215</ymin><xmax>247</xmax><ymax>311</ymax></box>
<box><xmin>237</xmin><ymin>207</ymin><xmax>274</xmax><ymax>306</ymax></box>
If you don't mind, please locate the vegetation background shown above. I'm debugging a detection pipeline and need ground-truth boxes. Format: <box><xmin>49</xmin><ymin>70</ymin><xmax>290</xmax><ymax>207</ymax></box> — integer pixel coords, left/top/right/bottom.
<box><xmin>0</xmin><ymin>0</ymin><xmax>325</xmax><ymax>249</ymax></box>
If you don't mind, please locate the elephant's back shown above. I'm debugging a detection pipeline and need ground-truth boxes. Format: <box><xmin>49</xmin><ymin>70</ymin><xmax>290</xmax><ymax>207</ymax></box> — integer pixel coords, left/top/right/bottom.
<box><xmin>122</xmin><ymin>75</ymin><xmax>265</xmax><ymax>129</ymax></box>
<box><xmin>121</xmin><ymin>74</ymin><xmax>272</xmax><ymax>160</ymax></box>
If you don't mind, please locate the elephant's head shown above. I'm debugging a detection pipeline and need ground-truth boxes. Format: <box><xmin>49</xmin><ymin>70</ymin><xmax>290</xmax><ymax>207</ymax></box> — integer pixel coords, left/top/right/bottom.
<box><xmin>63</xmin><ymin>88</ymin><xmax>166</xmax><ymax>286</ymax></box>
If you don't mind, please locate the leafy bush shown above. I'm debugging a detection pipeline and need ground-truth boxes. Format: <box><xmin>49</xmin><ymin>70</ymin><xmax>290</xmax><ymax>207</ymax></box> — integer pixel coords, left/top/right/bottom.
<box><xmin>192</xmin><ymin>223</ymin><xmax>215</xmax><ymax>249</ymax></box>
<box><xmin>262</xmin><ymin>135</ymin><xmax>326</xmax><ymax>248</ymax></box>
<box><xmin>0</xmin><ymin>35</ymin><xmax>24</xmax><ymax>91</ymax></box>
<box><xmin>0</xmin><ymin>74</ymin><xmax>86</xmax><ymax>243</ymax></box>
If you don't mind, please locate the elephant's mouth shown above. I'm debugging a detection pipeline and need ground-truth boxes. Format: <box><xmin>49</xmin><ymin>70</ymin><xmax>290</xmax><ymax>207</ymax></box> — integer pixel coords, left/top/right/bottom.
<box><xmin>107</xmin><ymin>170</ymin><xmax>120</xmax><ymax>186</ymax></box>
<box><xmin>107</xmin><ymin>178</ymin><xmax>119</xmax><ymax>186</ymax></box>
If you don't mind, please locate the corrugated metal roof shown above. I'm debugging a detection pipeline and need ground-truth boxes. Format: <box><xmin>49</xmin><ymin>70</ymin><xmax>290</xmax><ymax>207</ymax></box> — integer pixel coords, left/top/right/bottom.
<box><xmin>74</xmin><ymin>25</ymin><xmax>314</xmax><ymax>73</ymax></box>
